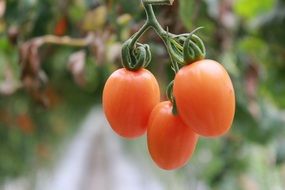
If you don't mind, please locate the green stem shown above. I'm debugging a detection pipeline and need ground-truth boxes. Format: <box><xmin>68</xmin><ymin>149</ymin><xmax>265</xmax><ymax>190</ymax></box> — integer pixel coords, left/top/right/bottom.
<box><xmin>129</xmin><ymin>2</ymin><xmax>176</xmax><ymax>49</ymax></box>
<box><xmin>144</xmin><ymin>4</ymin><xmax>166</xmax><ymax>36</ymax></box>
<box><xmin>143</xmin><ymin>0</ymin><xmax>174</xmax><ymax>5</ymax></box>
<box><xmin>143</xmin><ymin>3</ymin><xmax>180</xmax><ymax>73</ymax></box>
<box><xmin>129</xmin><ymin>23</ymin><xmax>151</xmax><ymax>49</ymax></box>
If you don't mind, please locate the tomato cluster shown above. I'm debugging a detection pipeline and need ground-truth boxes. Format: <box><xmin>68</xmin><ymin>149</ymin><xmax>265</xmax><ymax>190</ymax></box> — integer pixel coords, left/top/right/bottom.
<box><xmin>103</xmin><ymin>58</ymin><xmax>235</xmax><ymax>170</ymax></box>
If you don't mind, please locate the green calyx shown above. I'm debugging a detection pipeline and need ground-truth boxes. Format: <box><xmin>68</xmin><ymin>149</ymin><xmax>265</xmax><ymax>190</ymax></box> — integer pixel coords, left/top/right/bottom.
<box><xmin>166</xmin><ymin>80</ymin><xmax>178</xmax><ymax>115</ymax></box>
<box><xmin>163</xmin><ymin>28</ymin><xmax>206</xmax><ymax>68</ymax></box>
<box><xmin>121</xmin><ymin>39</ymin><xmax>152</xmax><ymax>71</ymax></box>
<box><xmin>183</xmin><ymin>28</ymin><xmax>206</xmax><ymax>64</ymax></box>
<box><xmin>166</xmin><ymin>36</ymin><xmax>184</xmax><ymax>66</ymax></box>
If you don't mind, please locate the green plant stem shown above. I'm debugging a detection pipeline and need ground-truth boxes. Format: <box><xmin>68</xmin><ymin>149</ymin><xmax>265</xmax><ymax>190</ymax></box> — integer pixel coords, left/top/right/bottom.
<box><xmin>143</xmin><ymin>0</ymin><xmax>174</xmax><ymax>5</ymax></box>
<box><xmin>144</xmin><ymin>4</ymin><xmax>167</xmax><ymax>36</ymax></box>
<box><xmin>129</xmin><ymin>23</ymin><xmax>151</xmax><ymax>49</ymax></box>
<box><xmin>129</xmin><ymin>3</ymin><xmax>180</xmax><ymax>73</ymax></box>
<box><xmin>129</xmin><ymin>2</ymin><xmax>175</xmax><ymax>49</ymax></box>
<box><xmin>144</xmin><ymin>4</ymin><xmax>181</xmax><ymax>72</ymax></box>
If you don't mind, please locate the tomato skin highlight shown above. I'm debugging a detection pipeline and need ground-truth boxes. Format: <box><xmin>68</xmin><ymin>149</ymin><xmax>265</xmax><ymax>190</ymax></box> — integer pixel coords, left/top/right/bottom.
<box><xmin>103</xmin><ymin>68</ymin><xmax>160</xmax><ymax>139</ymax></box>
<box><xmin>173</xmin><ymin>59</ymin><xmax>235</xmax><ymax>137</ymax></box>
<box><xmin>147</xmin><ymin>101</ymin><xmax>198</xmax><ymax>170</ymax></box>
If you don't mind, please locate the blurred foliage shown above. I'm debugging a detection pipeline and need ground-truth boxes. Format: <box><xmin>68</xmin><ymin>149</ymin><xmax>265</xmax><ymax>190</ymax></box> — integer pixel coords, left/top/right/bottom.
<box><xmin>0</xmin><ymin>0</ymin><xmax>285</xmax><ymax>189</ymax></box>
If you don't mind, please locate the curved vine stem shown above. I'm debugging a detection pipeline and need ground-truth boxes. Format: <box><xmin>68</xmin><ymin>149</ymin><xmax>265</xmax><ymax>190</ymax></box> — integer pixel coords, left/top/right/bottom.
<box><xmin>134</xmin><ymin>2</ymin><xmax>181</xmax><ymax>73</ymax></box>
<box><xmin>129</xmin><ymin>23</ymin><xmax>151</xmax><ymax>49</ymax></box>
<box><xmin>129</xmin><ymin>2</ymin><xmax>175</xmax><ymax>47</ymax></box>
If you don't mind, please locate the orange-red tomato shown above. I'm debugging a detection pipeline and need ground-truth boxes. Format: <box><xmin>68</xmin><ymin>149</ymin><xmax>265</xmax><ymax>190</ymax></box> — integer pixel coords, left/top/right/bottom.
<box><xmin>173</xmin><ymin>59</ymin><xmax>235</xmax><ymax>137</ymax></box>
<box><xmin>103</xmin><ymin>68</ymin><xmax>160</xmax><ymax>139</ymax></box>
<box><xmin>147</xmin><ymin>101</ymin><xmax>198</xmax><ymax>170</ymax></box>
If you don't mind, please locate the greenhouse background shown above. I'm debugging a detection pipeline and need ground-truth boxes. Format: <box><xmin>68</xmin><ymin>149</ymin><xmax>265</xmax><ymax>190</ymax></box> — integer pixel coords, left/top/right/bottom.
<box><xmin>0</xmin><ymin>0</ymin><xmax>285</xmax><ymax>189</ymax></box>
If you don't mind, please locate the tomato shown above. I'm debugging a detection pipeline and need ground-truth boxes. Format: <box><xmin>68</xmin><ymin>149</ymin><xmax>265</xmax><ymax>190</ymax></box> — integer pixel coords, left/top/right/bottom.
<box><xmin>103</xmin><ymin>68</ymin><xmax>160</xmax><ymax>139</ymax></box>
<box><xmin>147</xmin><ymin>101</ymin><xmax>198</xmax><ymax>170</ymax></box>
<box><xmin>173</xmin><ymin>59</ymin><xmax>235</xmax><ymax>137</ymax></box>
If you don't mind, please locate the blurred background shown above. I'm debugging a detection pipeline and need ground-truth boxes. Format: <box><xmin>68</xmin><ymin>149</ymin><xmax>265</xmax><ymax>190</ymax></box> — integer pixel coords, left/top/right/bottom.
<box><xmin>0</xmin><ymin>0</ymin><xmax>285</xmax><ymax>189</ymax></box>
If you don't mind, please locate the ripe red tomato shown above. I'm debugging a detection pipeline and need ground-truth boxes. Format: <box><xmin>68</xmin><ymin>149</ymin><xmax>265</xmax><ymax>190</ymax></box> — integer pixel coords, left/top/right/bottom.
<box><xmin>173</xmin><ymin>59</ymin><xmax>235</xmax><ymax>137</ymax></box>
<box><xmin>147</xmin><ymin>101</ymin><xmax>198</xmax><ymax>170</ymax></box>
<box><xmin>103</xmin><ymin>68</ymin><xmax>160</xmax><ymax>139</ymax></box>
